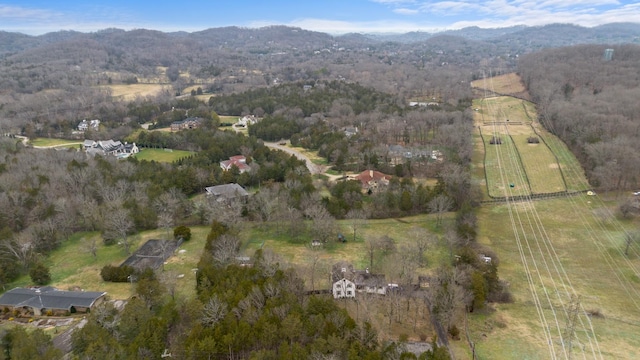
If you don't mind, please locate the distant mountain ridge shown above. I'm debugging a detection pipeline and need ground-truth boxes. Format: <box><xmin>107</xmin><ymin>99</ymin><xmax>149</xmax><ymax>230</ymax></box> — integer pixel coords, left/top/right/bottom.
<box><xmin>1</xmin><ymin>22</ymin><xmax>639</xmax><ymax>58</ymax></box>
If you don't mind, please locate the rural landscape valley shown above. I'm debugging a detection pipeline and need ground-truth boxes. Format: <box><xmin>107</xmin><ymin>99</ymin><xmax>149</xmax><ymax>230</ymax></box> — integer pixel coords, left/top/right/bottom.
<box><xmin>1</xmin><ymin>19</ymin><xmax>640</xmax><ymax>360</ymax></box>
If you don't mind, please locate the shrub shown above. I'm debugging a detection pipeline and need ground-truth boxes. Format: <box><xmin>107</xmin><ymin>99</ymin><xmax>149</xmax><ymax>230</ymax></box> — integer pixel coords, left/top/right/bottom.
<box><xmin>448</xmin><ymin>325</ymin><xmax>460</xmax><ymax>340</ymax></box>
<box><xmin>29</xmin><ymin>262</ymin><xmax>51</xmax><ymax>285</ymax></box>
<box><xmin>100</xmin><ymin>265</ymin><xmax>136</xmax><ymax>282</ymax></box>
<box><xmin>174</xmin><ymin>225</ymin><xmax>192</xmax><ymax>241</ymax></box>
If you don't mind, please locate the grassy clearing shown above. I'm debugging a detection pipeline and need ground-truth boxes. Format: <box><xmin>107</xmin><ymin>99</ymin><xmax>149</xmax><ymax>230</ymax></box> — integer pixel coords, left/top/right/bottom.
<box><xmin>101</xmin><ymin>84</ymin><xmax>171</xmax><ymax>101</ymax></box>
<box><xmin>239</xmin><ymin>214</ymin><xmax>454</xmax><ymax>291</ymax></box>
<box><xmin>481</xmin><ymin>131</ymin><xmax>531</xmax><ymax>198</ymax></box>
<box><xmin>134</xmin><ymin>148</ymin><xmax>194</xmax><ymax>162</ymax></box>
<box><xmin>219</xmin><ymin>115</ymin><xmax>239</xmax><ymax>124</ymax></box>
<box><xmin>473</xmin><ymin>97</ymin><xmax>535</xmax><ymax>124</ymax></box>
<box><xmin>539</xmin><ymin>132</ymin><xmax>591</xmax><ymax>192</ymax></box>
<box><xmin>30</xmin><ymin>138</ymin><xmax>82</xmax><ymax>147</ymax></box>
<box><xmin>511</xmin><ymin>133</ymin><xmax>566</xmax><ymax>194</ymax></box>
<box><xmin>471</xmin><ymin>73</ymin><xmax>527</xmax><ymax>94</ymax></box>
<box><xmin>473</xmin><ymin>198</ymin><xmax>640</xmax><ymax>359</ymax></box>
<box><xmin>5</xmin><ymin>227</ymin><xmax>210</xmax><ymax>301</ymax></box>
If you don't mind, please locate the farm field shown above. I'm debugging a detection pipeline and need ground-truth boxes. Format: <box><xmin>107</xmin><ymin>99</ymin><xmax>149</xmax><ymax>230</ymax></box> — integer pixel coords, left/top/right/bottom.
<box><xmin>133</xmin><ymin>148</ymin><xmax>194</xmax><ymax>162</ymax></box>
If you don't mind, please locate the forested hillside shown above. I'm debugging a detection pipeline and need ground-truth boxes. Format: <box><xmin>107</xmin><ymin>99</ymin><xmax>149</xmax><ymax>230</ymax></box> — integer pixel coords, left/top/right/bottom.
<box><xmin>518</xmin><ymin>44</ymin><xmax>640</xmax><ymax>191</ymax></box>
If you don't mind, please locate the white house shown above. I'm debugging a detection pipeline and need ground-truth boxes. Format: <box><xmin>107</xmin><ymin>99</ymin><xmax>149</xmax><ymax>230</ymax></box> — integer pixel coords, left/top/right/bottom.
<box><xmin>84</xmin><ymin>140</ymin><xmax>139</xmax><ymax>158</ymax></box>
<box><xmin>78</xmin><ymin>119</ymin><xmax>100</xmax><ymax>132</ymax></box>
<box><xmin>332</xmin><ymin>278</ymin><xmax>356</xmax><ymax>299</ymax></box>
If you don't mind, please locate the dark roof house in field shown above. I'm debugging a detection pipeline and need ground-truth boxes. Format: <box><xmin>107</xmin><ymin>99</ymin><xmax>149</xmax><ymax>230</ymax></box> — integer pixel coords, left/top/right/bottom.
<box><xmin>0</xmin><ymin>287</ymin><xmax>107</xmax><ymax>316</ymax></box>
<box><xmin>205</xmin><ymin>183</ymin><xmax>249</xmax><ymax>203</ymax></box>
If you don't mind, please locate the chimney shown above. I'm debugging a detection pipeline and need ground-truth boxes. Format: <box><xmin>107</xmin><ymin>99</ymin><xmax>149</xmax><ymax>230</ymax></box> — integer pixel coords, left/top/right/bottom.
<box><xmin>369</xmin><ymin>170</ymin><xmax>373</xmax><ymax>178</ymax></box>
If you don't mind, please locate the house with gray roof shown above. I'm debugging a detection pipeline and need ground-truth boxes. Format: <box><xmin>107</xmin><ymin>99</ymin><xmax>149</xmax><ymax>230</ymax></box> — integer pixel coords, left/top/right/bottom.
<box><xmin>0</xmin><ymin>287</ymin><xmax>107</xmax><ymax>316</ymax></box>
<box><xmin>205</xmin><ymin>183</ymin><xmax>249</xmax><ymax>203</ymax></box>
<box><xmin>84</xmin><ymin>139</ymin><xmax>139</xmax><ymax>158</ymax></box>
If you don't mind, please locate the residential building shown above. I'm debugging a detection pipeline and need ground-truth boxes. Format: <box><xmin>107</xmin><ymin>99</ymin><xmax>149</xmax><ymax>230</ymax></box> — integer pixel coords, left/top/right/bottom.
<box><xmin>0</xmin><ymin>287</ymin><xmax>106</xmax><ymax>316</ymax></box>
<box><xmin>354</xmin><ymin>169</ymin><xmax>392</xmax><ymax>192</ymax></box>
<box><xmin>331</xmin><ymin>262</ymin><xmax>388</xmax><ymax>298</ymax></box>
<box><xmin>84</xmin><ymin>140</ymin><xmax>139</xmax><ymax>158</ymax></box>
<box><xmin>220</xmin><ymin>155</ymin><xmax>250</xmax><ymax>173</ymax></box>
<box><xmin>170</xmin><ymin>117</ymin><xmax>202</xmax><ymax>131</ymax></box>
<box><xmin>205</xmin><ymin>183</ymin><xmax>249</xmax><ymax>203</ymax></box>
<box><xmin>77</xmin><ymin>119</ymin><xmax>100</xmax><ymax>132</ymax></box>
<box><xmin>333</xmin><ymin>278</ymin><xmax>356</xmax><ymax>299</ymax></box>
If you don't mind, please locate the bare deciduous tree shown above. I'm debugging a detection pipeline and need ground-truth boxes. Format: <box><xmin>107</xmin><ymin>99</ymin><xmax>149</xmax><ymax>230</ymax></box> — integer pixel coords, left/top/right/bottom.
<box><xmin>201</xmin><ymin>295</ymin><xmax>228</xmax><ymax>327</ymax></box>
<box><xmin>346</xmin><ymin>208</ymin><xmax>368</xmax><ymax>242</ymax></box>
<box><xmin>102</xmin><ymin>205</ymin><xmax>134</xmax><ymax>254</ymax></box>
<box><xmin>427</xmin><ymin>266</ymin><xmax>471</xmax><ymax>330</ymax></box>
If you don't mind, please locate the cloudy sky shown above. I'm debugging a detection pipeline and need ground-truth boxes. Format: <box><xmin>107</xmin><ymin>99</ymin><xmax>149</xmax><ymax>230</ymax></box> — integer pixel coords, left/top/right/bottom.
<box><xmin>1</xmin><ymin>0</ymin><xmax>639</xmax><ymax>35</ymax></box>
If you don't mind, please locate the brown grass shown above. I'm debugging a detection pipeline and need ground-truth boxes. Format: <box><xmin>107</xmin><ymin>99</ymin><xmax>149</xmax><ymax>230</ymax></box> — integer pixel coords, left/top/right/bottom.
<box><xmin>101</xmin><ymin>84</ymin><xmax>171</xmax><ymax>101</ymax></box>
<box><xmin>472</xmin><ymin>73</ymin><xmax>530</xmax><ymax>99</ymax></box>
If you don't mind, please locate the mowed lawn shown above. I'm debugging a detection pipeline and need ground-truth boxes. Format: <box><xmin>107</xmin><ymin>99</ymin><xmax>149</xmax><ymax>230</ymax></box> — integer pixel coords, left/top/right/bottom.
<box><xmin>134</xmin><ymin>148</ymin><xmax>194</xmax><ymax>162</ymax></box>
<box><xmin>481</xmin><ymin>128</ymin><xmax>531</xmax><ymax>198</ymax></box>
<box><xmin>473</xmin><ymin>197</ymin><xmax>640</xmax><ymax>359</ymax></box>
<box><xmin>30</xmin><ymin>138</ymin><xmax>83</xmax><ymax>148</ymax></box>
<box><xmin>511</xmin><ymin>133</ymin><xmax>566</xmax><ymax>194</ymax></box>
<box><xmin>539</xmin><ymin>132</ymin><xmax>592</xmax><ymax>192</ymax></box>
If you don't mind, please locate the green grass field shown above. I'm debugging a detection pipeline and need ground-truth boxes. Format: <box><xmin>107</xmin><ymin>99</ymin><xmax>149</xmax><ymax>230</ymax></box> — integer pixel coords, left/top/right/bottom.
<box><xmin>473</xmin><ymin>97</ymin><xmax>535</xmax><ymax>124</ymax></box>
<box><xmin>473</xmin><ymin>198</ymin><xmax>640</xmax><ymax>359</ymax></box>
<box><xmin>472</xmin><ymin>75</ymin><xmax>640</xmax><ymax>359</ymax></box>
<box><xmin>481</xmin><ymin>130</ymin><xmax>531</xmax><ymax>198</ymax></box>
<box><xmin>539</xmin><ymin>133</ymin><xmax>591</xmax><ymax>192</ymax></box>
<box><xmin>6</xmin><ymin>227</ymin><xmax>210</xmax><ymax>301</ymax></box>
<box><xmin>30</xmin><ymin>138</ymin><xmax>83</xmax><ymax>147</ymax></box>
<box><xmin>511</xmin><ymin>133</ymin><xmax>566</xmax><ymax>194</ymax></box>
<box><xmin>133</xmin><ymin>148</ymin><xmax>194</xmax><ymax>162</ymax></box>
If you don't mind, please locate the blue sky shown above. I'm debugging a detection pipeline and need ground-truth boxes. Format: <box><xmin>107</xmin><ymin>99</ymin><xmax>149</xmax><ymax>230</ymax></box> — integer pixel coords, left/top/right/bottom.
<box><xmin>1</xmin><ymin>0</ymin><xmax>639</xmax><ymax>35</ymax></box>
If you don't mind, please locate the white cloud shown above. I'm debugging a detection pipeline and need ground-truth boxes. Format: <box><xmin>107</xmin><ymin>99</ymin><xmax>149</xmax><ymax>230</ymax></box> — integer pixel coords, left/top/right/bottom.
<box><xmin>394</xmin><ymin>8</ymin><xmax>420</xmax><ymax>15</ymax></box>
<box><xmin>0</xmin><ymin>5</ymin><xmax>60</xmax><ymax>20</ymax></box>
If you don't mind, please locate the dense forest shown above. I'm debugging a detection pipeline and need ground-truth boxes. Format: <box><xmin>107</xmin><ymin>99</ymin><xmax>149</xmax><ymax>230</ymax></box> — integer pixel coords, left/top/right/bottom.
<box><xmin>518</xmin><ymin>44</ymin><xmax>640</xmax><ymax>191</ymax></box>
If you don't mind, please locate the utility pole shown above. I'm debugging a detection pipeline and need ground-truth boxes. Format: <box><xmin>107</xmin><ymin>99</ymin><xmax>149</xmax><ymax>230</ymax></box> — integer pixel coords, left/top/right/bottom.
<box><xmin>563</xmin><ymin>294</ymin><xmax>581</xmax><ymax>360</ymax></box>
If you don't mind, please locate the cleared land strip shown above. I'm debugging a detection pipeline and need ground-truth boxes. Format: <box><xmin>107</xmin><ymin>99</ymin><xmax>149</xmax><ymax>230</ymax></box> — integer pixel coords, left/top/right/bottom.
<box><xmin>474</xmin><ymin>73</ymin><xmax>603</xmax><ymax>359</ymax></box>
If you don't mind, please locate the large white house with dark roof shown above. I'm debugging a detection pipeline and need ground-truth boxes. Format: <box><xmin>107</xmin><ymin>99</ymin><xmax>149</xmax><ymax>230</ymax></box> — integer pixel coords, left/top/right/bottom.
<box><xmin>0</xmin><ymin>287</ymin><xmax>107</xmax><ymax>316</ymax></box>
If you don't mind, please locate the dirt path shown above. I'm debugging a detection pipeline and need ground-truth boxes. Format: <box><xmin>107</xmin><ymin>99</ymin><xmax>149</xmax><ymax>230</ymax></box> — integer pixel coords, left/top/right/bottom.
<box><xmin>264</xmin><ymin>141</ymin><xmax>328</xmax><ymax>175</ymax></box>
